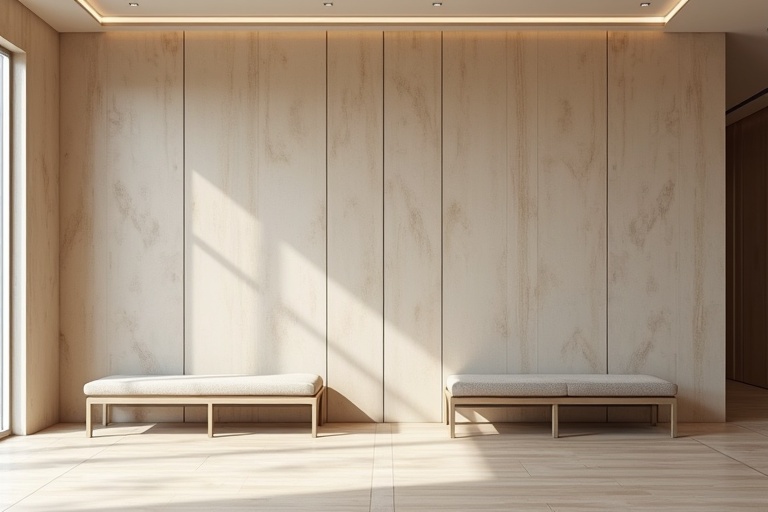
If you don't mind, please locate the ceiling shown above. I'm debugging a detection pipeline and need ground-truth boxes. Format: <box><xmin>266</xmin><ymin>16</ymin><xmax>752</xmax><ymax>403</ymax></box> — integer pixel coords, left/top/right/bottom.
<box><xmin>15</xmin><ymin>0</ymin><xmax>768</xmax><ymax>116</ymax></box>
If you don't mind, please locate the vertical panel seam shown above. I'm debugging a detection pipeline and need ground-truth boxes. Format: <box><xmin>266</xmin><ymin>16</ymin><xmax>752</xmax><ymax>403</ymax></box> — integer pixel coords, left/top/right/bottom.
<box><xmin>381</xmin><ymin>31</ymin><xmax>386</xmax><ymax>423</ymax></box>
<box><xmin>104</xmin><ymin>35</ymin><xmax>110</xmax><ymax>381</ymax></box>
<box><xmin>182</xmin><ymin>31</ymin><xmax>186</xmax><ymax>424</ymax></box>
<box><xmin>505</xmin><ymin>32</ymin><xmax>510</xmax><ymax>375</ymax></box>
<box><xmin>440</xmin><ymin>30</ymin><xmax>445</xmax><ymax>421</ymax></box>
<box><xmin>535</xmin><ymin>32</ymin><xmax>540</xmax><ymax>373</ymax></box>
<box><xmin>605</xmin><ymin>31</ymin><xmax>609</xmax><ymax>379</ymax></box>
<box><xmin>325</xmin><ymin>31</ymin><xmax>329</xmax><ymax>421</ymax></box>
<box><xmin>605</xmin><ymin>31</ymin><xmax>609</xmax><ymax>424</ymax></box>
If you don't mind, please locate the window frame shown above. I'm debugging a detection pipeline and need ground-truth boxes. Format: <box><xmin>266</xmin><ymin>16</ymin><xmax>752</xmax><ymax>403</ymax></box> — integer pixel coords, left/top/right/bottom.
<box><xmin>0</xmin><ymin>46</ymin><xmax>11</xmax><ymax>440</ymax></box>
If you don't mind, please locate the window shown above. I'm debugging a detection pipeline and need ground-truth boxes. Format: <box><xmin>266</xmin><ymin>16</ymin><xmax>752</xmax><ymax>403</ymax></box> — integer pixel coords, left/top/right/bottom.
<box><xmin>0</xmin><ymin>49</ymin><xmax>9</xmax><ymax>439</ymax></box>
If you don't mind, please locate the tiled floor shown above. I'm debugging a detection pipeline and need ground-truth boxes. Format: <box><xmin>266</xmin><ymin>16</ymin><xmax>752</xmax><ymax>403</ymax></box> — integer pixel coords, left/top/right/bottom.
<box><xmin>2</xmin><ymin>380</ymin><xmax>768</xmax><ymax>511</ymax></box>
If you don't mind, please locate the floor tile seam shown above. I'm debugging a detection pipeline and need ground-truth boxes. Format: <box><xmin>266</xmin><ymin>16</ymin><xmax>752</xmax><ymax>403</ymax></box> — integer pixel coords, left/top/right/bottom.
<box><xmin>731</xmin><ymin>422</ymin><xmax>768</xmax><ymax>438</ymax></box>
<box><xmin>369</xmin><ymin>424</ymin><xmax>394</xmax><ymax>512</ymax></box>
<box><xmin>691</xmin><ymin>437</ymin><xmax>768</xmax><ymax>479</ymax></box>
<box><xmin>368</xmin><ymin>424</ymin><xmax>381</xmax><ymax>512</ymax></box>
<box><xmin>3</xmin><ymin>436</ymin><xmax>124</xmax><ymax>510</ymax></box>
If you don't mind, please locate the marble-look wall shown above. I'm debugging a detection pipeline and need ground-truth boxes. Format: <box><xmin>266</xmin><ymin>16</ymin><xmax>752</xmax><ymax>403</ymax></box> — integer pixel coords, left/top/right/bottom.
<box><xmin>1</xmin><ymin>0</ymin><xmax>59</xmax><ymax>435</ymax></box>
<box><xmin>608</xmin><ymin>32</ymin><xmax>681</xmax><ymax>421</ymax></box>
<box><xmin>61</xmin><ymin>32</ymin><xmax>185</xmax><ymax>423</ymax></box>
<box><xmin>676</xmin><ymin>34</ymin><xmax>726</xmax><ymax>421</ymax></box>
<box><xmin>59</xmin><ymin>30</ymin><xmax>725</xmax><ymax>424</ymax></box>
<box><xmin>327</xmin><ymin>32</ymin><xmax>384</xmax><ymax>422</ymax></box>
<box><xmin>184</xmin><ymin>32</ymin><xmax>262</xmax><ymax>423</ymax></box>
<box><xmin>383</xmin><ymin>32</ymin><xmax>442</xmax><ymax>422</ymax></box>
<box><xmin>608</xmin><ymin>32</ymin><xmax>725</xmax><ymax>421</ymax></box>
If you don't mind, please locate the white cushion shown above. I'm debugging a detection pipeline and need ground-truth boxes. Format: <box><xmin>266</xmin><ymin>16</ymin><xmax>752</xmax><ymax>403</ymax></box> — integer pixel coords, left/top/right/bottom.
<box><xmin>446</xmin><ymin>374</ymin><xmax>677</xmax><ymax>398</ymax></box>
<box><xmin>84</xmin><ymin>374</ymin><xmax>323</xmax><ymax>397</ymax></box>
<box><xmin>447</xmin><ymin>374</ymin><xmax>568</xmax><ymax>397</ymax></box>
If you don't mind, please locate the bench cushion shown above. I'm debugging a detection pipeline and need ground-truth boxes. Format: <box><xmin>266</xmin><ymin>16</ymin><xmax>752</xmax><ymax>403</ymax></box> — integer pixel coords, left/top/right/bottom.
<box><xmin>84</xmin><ymin>374</ymin><xmax>323</xmax><ymax>397</ymax></box>
<box><xmin>447</xmin><ymin>374</ymin><xmax>568</xmax><ymax>397</ymax></box>
<box><xmin>447</xmin><ymin>374</ymin><xmax>676</xmax><ymax>398</ymax></box>
<box><xmin>563</xmin><ymin>374</ymin><xmax>677</xmax><ymax>397</ymax></box>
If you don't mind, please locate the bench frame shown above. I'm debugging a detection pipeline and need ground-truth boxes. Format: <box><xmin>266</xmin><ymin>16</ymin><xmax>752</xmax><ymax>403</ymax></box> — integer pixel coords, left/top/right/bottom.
<box><xmin>86</xmin><ymin>387</ymin><xmax>325</xmax><ymax>438</ymax></box>
<box><xmin>444</xmin><ymin>390</ymin><xmax>677</xmax><ymax>439</ymax></box>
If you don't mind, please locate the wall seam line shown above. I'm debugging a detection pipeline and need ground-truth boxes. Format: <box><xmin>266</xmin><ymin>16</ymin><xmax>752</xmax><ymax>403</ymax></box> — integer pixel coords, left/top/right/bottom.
<box><xmin>182</xmin><ymin>30</ymin><xmax>186</xmax><ymax>424</ymax></box>
<box><xmin>440</xmin><ymin>30</ymin><xmax>445</xmax><ymax>422</ymax></box>
<box><xmin>325</xmin><ymin>31</ymin><xmax>329</xmax><ymax>422</ymax></box>
<box><xmin>605</xmin><ymin>31</ymin><xmax>609</xmax><ymax>424</ymax></box>
<box><xmin>605</xmin><ymin>31</ymin><xmax>609</xmax><ymax>378</ymax></box>
<box><xmin>381</xmin><ymin>31</ymin><xmax>386</xmax><ymax>423</ymax></box>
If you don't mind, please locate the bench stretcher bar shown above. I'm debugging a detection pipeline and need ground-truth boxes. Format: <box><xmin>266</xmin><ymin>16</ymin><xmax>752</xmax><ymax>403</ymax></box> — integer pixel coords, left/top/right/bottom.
<box><xmin>444</xmin><ymin>389</ymin><xmax>677</xmax><ymax>439</ymax></box>
<box><xmin>86</xmin><ymin>388</ymin><xmax>325</xmax><ymax>438</ymax></box>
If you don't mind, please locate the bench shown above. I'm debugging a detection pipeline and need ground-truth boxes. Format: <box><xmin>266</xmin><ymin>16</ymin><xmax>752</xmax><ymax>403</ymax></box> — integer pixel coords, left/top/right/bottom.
<box><xmin>444</xmin><ymin>374</ymin><xmax>677</xmax><ymax>439</ymax></box>
<box><xmin>84</xmin><ymin>373</ymin><xmax>325</xmax><ymax>438</ymax></box>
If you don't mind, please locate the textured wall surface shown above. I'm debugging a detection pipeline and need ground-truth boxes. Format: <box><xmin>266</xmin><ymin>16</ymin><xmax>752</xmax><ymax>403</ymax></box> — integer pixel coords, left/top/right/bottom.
<box><xmin>61</xmin><ymin>32</ymin><xmax>185</xmax><ymax>423</ymax></box>
<box><xmin>327</xmin><ymin>31</ymin><xmax>384</xmax><ymax>422</ymax></box>
<box><xmin>59</xmin><ymin>30</ymin><xmax>725</xmax><ymax>424</ymax></box>
<box><xmin>383</xmin><ymin>31</ymin><xmax>443</xmax><ymax>422</ymax></box>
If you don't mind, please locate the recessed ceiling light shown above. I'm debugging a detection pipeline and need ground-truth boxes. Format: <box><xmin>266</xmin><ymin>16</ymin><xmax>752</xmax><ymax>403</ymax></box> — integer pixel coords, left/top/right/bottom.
<box><xmin>128</xmin><ymin>2</ymin><xmax>139</xmax><ymax>6</ymax></box>
<box><xmin>433</xmin><ymin>2</ymin><xmax>443</xmax><ymax>6</ymax></box>
<box><xmin>640</xmin><ymin>2</ymin><xmax>651</xmax><ymax>6</ymax></box>
<box><xmin>323</xmin><ymin>2</ymin><xmax>333</xmax><ymax>6</ymax></box>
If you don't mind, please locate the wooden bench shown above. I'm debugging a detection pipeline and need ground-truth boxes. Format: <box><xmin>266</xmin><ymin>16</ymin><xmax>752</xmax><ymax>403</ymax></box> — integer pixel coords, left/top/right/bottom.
<box><xmin>444</xmin><ymin>374</ymin><xmax>677</xmax><ymax>439</ymax></box>
<box><xmin>84</xmin><ymin>374</ymin><xmax>325</xmax><ymax>438</ymax></box>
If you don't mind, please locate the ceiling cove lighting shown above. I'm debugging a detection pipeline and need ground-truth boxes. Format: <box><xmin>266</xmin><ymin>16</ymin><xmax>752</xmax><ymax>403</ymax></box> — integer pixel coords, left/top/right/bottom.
<box><xmin>74</xmin><ymin>0</ymin><xmax>690</xmax><ymax>26</ymax></box>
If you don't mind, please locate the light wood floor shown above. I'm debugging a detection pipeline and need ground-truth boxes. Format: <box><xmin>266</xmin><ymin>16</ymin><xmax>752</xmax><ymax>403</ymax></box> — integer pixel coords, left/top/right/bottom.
<box><xmin>2</xmin><ymin>381</ymin><xmax>768</xmax><ymax>511</ymax></box>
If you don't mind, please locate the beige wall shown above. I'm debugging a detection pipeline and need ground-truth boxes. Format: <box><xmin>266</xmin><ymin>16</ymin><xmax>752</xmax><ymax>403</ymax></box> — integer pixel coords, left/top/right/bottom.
<box><xmin>59</xmin><ymin>30</ymin><xmax>725</xmax><ymax>424</ymax></box>
<box><xmin>0</xmin><ymin>0</ymin><xmax>59</xmax><ymax>435</ymax></box>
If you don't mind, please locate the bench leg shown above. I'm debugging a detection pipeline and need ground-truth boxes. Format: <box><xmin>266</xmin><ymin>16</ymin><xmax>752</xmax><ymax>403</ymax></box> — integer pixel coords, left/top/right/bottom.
<box><xmin>103</xmin><ymin>404</ymin><xmax>110</xmax><ymax>427</ymax></box>
<box><xmin>552</xmin><ymin>404</ymin><xmax>559</xmax><ymax>438</ymax></box>
<box><xmin>443</xmin><ymin>391</ymin><xmax>448</xmax><ymax>425</ymax></box>
<box><xmin>319</xmin><ymin>388</ymin><xmax>326</xmax><ymax>427</ymax></box>
<box><xmin>449</xmin><ymin>397</ymin><xmax>456</xmax><ymax>439</ymax></box>
<box><xmin>86</xmin><ymin>400</ymin><xmax>93</xmax><ymax>438</ymax></box>
<box><xmin>311</xmin><ymin>400</ymin><xmax>318</xmax><ymax>438</ymax></box>
<box><xmin>670</xmin><ymin>402</ymin><xmax>677</xmax><ymax>438</ymax></box>
<box><xmin>651</xmin><ymin>404</ymin><xmax>658</xmax><ymax>426</ymax></box>
<box><xmin>207</xmin><ymin>403</ymin><xmax>214</xmax><ymax>438</ymax></box>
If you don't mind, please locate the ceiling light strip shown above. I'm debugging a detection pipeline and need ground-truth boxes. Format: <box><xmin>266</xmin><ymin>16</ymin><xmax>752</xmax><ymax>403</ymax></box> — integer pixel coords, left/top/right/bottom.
<box><xmin>75</xmin><ymin>0</ymin><xmax>686</xmax><ymax>26</ymax></box>
<box><xmin>75</xmin><ymin>0</ymin><xmax>103</xmax><ymax>21</ymax></box>
<box><xmin>663</xmin><ymin>0</ymin><xmax>689</xmax><ymax>23</ymax></box>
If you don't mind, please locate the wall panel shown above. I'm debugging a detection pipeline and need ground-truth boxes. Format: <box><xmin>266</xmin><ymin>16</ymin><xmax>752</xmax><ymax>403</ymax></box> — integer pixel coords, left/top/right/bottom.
<box><xmin>505</xmin><ymin>33</ymin><xmax>544</xmax><ymax>422</ymax></box>
<box><xmin>384</xmin><ymin>32</ymin><xmax>442</xmax><ymax>422</ymax></box>
<box><xmin>257</xmin><ymin>32</ymin><xmax>327</xmax><ymax>421</ymax></box>
<box><xmin>538</xmin><ymin>33</ymin><xmax>607</xmax><ymax>422</ymax></box>
<box><xmin>60</xmin><ymin>34</ymin><xmax>107</xmax><ymax>422</ymax></box>
<box><xmin>327</xmin><ymin>31</ymin><xmax>384</xmax><ymax>422</ymax></box>
<box><xmin>607</xmin><ymin>32</ymin><xmax>679</xmax><ymax>421</ymax></box>
<box><xmin>22</xmin><ymin>9</ymin><xmax>59</xmax><ymax>433</ymax></box>
<box><xmin>105</xmin><ymin>32</ymin><xmax>185</xmax><ymax>422</ymax></box>
<box><xmin>443</xmin><ymin>32</ymin><xmax>508</xmax><ymax>379</ymax></box>
<box><xmin>185</xmin><ymin>32</ymin><xmax>261</xmax><ymax>422</ymax></box>
<box><xmin>537</xmin><ymin>33</ymin><xmax>607</xmax><ymax>375</ymax></box>
<box><xmin>677</xmin><ymin>33</ymin><xmax>726</xmax><ymax>421</ymax></box>
<box><xmin>506</xmin><ymin>32</ymin><xmax>539</xmax><ymax>375</ymax></box>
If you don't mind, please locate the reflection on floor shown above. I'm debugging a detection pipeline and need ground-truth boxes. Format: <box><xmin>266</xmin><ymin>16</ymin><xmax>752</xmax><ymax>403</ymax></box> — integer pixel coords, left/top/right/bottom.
<box><xmin>1</xmin><ymin>380</ymin><xmax>767</xmax><ymax>511</ymax></box>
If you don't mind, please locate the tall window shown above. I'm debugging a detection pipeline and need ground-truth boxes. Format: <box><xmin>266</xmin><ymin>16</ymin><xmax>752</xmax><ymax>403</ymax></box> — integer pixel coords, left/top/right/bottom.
<box><xmin>0</xmin><ymin>49</ymin><xmax>9</xmax><ymax>439</ymax></box>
